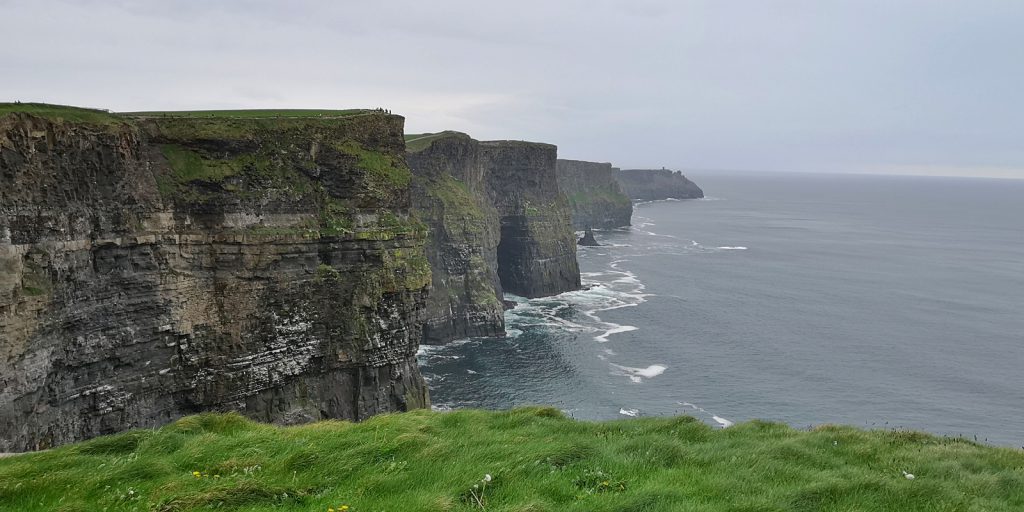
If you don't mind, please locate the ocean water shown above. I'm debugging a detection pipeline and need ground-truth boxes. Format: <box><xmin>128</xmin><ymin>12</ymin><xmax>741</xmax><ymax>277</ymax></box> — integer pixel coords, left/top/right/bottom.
<box><xmin>418</xmin><ymin>172</ymin><xmax>1024</xmax><ymax>446</ymax></box>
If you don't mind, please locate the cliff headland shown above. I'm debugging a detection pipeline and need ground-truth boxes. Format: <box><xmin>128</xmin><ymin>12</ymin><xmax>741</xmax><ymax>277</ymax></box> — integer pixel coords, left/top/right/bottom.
<box><xmin>617</xmin><ymin>168</ymin><xmax>704</xmax><ymax>200</ymax></box>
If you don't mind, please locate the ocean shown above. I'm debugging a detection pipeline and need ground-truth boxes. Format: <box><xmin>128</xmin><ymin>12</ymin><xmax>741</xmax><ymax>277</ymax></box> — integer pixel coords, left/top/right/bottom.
<box><xmin>418</xmin><ymin>172</ymin><xmax>1024</xmax><ymax>447</ymax></box>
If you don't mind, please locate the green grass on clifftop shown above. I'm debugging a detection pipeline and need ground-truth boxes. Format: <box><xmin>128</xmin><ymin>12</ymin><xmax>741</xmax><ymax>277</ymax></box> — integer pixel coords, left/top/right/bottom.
<box><xmin>1</xmin><ymin>409</ymin><xmax>1021</xmax><ymax>512</ymax></box>
<box><xmin>0</xmin><ymin>102</ymin><xmax>124</xmax><ymax>124</ymax></box>
<box><xmin>405</xmin><ymin>131</ymin><xmax>468</xmax><ymax>152</ymax></box>
<box><xmin>120</xmin><ymin>109</ymin><xmax>370</xmax><ymax>119</ymax></box>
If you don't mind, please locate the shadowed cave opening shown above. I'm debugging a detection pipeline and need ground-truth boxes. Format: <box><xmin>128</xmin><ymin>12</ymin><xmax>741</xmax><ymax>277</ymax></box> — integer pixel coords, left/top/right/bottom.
<box><xmin>496</xmin><ymin>215</ymin><xmax>530</xmax><ymax>298</ymax></box>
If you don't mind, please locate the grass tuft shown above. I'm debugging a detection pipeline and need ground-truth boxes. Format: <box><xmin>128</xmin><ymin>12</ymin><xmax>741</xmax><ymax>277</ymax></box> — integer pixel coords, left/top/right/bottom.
<box><xmin>1</xmin><ymin>409</ymin><xmax>1022</xmax><ymax>511</ymax></box>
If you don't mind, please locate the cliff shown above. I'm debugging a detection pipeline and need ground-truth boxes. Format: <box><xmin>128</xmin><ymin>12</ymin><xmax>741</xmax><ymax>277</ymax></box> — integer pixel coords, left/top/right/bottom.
<box><xmin>0</xmin><ymin>104</ymin><xmax>431</xmax><ymax>451</ymax></box>
<box><xmin>555</xmin><ymin>159</ymin><xmax>632</xmax><ymax>229</ymax></box>
<box><xmin>481</xmin><ymin>141</ymin><xmax>581</xmax><ymax>298</ymax></box>
<box><xmin>407</xmin><ymin>132</ymin><xmax>580</xmax><ymax>344</ymax></box>
<box><xmin>406</xmin><ymin>132</ymin><xmax>504</xmax><ymax>344</ymax></box>
<box><xmin>617</xmin><ymin>168</ymin><xmax>704</xmax><ymax>200</ymax></box>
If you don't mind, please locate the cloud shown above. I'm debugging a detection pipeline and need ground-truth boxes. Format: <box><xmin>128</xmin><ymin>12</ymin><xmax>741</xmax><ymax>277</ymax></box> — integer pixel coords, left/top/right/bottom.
<box><xmin>1</xmin><ymin>0</ymin><xmax>1022</xmax><ymax>177</ymax></box>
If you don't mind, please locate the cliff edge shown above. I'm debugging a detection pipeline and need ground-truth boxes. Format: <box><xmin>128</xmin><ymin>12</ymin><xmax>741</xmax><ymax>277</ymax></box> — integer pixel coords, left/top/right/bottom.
<box><xmin>0</xmin><ymin>104</ymin><xmax>431</xmax><ymax>451</ymax></box>
<box><xmin>407</xmin><ymin>132</ymin><xmax>581</xmax><ymax>344</ymax></box>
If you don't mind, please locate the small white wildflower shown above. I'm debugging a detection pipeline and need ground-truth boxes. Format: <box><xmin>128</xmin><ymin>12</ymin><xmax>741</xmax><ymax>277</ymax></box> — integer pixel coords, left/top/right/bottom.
<box><xmin>484</xmin><ymin>474</ymin><xmax>492</xmax><ymax>482</ymax></box>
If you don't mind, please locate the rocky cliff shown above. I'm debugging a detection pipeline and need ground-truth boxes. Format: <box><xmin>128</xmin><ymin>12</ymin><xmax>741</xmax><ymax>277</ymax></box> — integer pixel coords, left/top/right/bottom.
<box><xmin>555</xmin><ymin>159</ymin><xmax>632</xmax><ymax>229</ymax></box>
<box><xmin>406</xmin><ymin>132</ymin><xmax>504</xmax><ymax>344</ymax></box>
<box><xmin>482</xmin><ymin>141</ymin><xmax>581</xmax><ymax>298</ymax></box>
<box><xmin>617</xmin><ymin>168</ymin><xmax>704</xmax><ymax>200</ymax></box>
<box><xmin>0</xmin><ymin>104</ymin><xmax>431</xmax><ymax>451</ymax></box>
<box><xmin>406</xmin><ymin>132</ymin><xmax>580</xmax><ymax>344</ymax></box>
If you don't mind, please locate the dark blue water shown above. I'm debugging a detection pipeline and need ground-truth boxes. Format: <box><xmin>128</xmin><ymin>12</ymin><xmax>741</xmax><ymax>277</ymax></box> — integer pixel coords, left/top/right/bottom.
<box><xmin>418</xmin><ymin>172</ymin><xmax>1024</xmax><ymax>446</ymax></box>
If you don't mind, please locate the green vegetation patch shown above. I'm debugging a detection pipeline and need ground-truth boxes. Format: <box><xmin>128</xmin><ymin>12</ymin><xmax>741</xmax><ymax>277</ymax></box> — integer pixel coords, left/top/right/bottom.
<box><xmin>160</xmin><ymin>144</ymin><xmax>243</xmax><ymax>184</ymax></box>
<box><xmin>404</xmin><ymin>131</ymin><xmax>468</xmax><ymax>153</ymax></box>
<box><xmin>0</xmin><ymin>102</ymin><xmax>125</xmax><ymax>125</ymax></box>
<box><xmin>335</xmin><ymin>141</ymin><xmax>411</xmax><ymax>192</ymax></box>
<box><xmin>121</xmin><ymin>109</ymin><xmax>369</xmax><ymax>119</ymax></box>
<box><xmin>430</xmin><ymin>174</ymin><xmax>486</xmax><ymax>225</ymax></box>
<box><xmin>568</xmin><ymin>189</ymin><xmax>632</xmax><ymax>208</ymax></box>
<box><xmin>1</xmin><ymin>409</ymin><xmax>1022</xmax><ymax>511</ymax></box>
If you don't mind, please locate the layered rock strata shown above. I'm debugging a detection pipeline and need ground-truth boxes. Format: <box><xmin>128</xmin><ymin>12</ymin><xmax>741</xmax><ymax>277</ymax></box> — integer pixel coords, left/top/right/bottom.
<box><xmin>0</xmin><ymin>105</ymin><xmax>430</xmax><ymax>451</ymax></box>
<box><xmin>617</xmin><ymin>168</ymin><xmax>704</xmax><ymax>200</ymax></box>
<box><xmin>555</xmin><ymin>159</ymin><xmax>632</xmax><ymax>229</ymax></box>
<box><xmin>406</xmin><ymin>132</ymin><xmax>580</xmax><ymax>344</ymax></box>
<box><xmin>406</xmin><ymin>133</ymin><xmax>504</xmax><ymax>344</ymax></box>
<box><xmin>481</xmin><ymin>141</ymin><xmax>580</xmax><ymax>298</ymax></box>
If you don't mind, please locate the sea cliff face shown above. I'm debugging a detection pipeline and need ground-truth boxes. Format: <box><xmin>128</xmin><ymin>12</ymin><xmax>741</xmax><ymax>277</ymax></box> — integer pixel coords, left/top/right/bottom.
<box><xmin>617</xmin><ymin>168</ymin><xmax>704</xmax><ymax>200</ymax></box>
<box><xmin>407</xmin><ymin>133</ymin><xmax>581</xmax><ymax>344</ymax></box>
<box><xmin>0</xmin><ymin>106</ymin><xmax>431</xmax><ymax>451</ymax></box>
<box><xmin>482</xmin><ymin>141</ymin><xmax>581</xmax><ymax>298</ymax></box>
<box><xmin>406</xmin><ymin>133</ymin><xmax>504</xmax><ymax>345</ymax></box>
<box><xmin>555</xmin><ymin>159</ymin><xmax>632</xmax><ymax>229</ymax></box>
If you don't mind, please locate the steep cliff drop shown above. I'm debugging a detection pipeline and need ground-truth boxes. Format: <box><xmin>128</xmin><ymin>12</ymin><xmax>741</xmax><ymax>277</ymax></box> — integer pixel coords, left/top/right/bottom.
<box><xmin>0</xmin><ymin>104</ymin><xmax>431</xmax><ymax>451</ymax></box>
<box><xmin>406</xmin><ymin>132</ymin><xmax>581</xmax><ymax>344</ymax></box>
<box><xmin>482</xmin><ymin>141</ymin><xmax>581</xmax><ymax>298</ymax></box>
<box><xmin>617</xmin><ymin>168</ymin><xmax>704</xmax><ymax>200</ymax></box>
<box><xmin>555</xmin><ymin>159</ymin><xmax>632</xmax><ymax>229</ymax></box>
<box><xmin>406</xmin><ymin>132</ymin><xmax>504</xmax><ymax>344</ymax></box>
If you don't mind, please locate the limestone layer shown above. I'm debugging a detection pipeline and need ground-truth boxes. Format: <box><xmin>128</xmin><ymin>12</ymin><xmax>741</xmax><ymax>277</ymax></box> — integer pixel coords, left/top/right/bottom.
<box><xmin>0</xmin><ymin>109</ymin><xmax>430</xmax><ymax>451</ymax></box>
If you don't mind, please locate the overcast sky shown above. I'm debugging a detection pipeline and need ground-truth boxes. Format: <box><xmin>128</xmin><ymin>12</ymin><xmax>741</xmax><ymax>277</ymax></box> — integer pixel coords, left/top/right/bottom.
<box><xmin>3</xmin><ymin>0</ymin><xmax>1023</xmax><ymax>178</ymax></box>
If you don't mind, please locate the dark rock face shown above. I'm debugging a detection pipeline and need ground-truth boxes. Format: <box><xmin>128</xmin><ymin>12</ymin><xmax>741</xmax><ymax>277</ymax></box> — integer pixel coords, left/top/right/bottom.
<box><xmin>407</xmin><ymin>133</ymin><xmax>504</xmax><ymax>345</ymax></box>
<box><xmin>617</xmin><ymin>169</ymin><xmax>704</xmax><ymax>200</ymax></box>
<box><xmin>555</xmin><ymin>159</ymin><xmax>632</xmax><ymax>229</ymax></box>
<box><xmin>0</xmin><ymin>111</ymin><xmax>430</xmax><ymax>451</ymax></box>
<box><xmin>481</xmin><ymin>141</ymin><xmax>581</xmax><ymax>299</ymax></box>
<box><xmin>406</xmin><ymin>134</ymin><xmax>581</xmax><ymax>344</ymax></box>
<box><xmin>578</xmin><ymin>228</ymin><xmax>600</xmax><ymax>246</ymax></box>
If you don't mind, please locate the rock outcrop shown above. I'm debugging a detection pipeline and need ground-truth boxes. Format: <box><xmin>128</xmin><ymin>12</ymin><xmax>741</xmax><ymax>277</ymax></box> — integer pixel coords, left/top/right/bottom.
<box><xmin>617</xmin><ymin>168</ymin><xmax>704</xmax><ymax>200</ymax></box>
<box><xmin>555</xmin><ymin>159</ymin><xmax>632</xmax><ymax>229</ymax></box>
<box><xmin>0</xmin><ymin>105</ymin><xmax>431</xmax><ymax>451</ymax></box>
<box><xmin>406</xmin><ymin>133</ymin><xmax>504</xmax><ymax>344</ymax></box>
<box><xmin>578</xmin><ymin>228</ymin><xmax>600</xmax><ymax>247</ymax></box>
<box><xmin>407</xmin><ymin>132</ymin><xmax>580</xmax><ymax>344</ymax></box>
<box><xmin>482</xmin><ymin>141</ymin><xmax>580</xmax><ymax>298</ymax></box>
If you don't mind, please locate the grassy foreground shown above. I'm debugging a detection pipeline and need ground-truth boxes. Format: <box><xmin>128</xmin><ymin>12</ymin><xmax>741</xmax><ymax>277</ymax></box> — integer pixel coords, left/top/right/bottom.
<box><xmin>1</xmin><ymin>409</ymin><xmax>1021</xmax><ymax>512</ymax></box>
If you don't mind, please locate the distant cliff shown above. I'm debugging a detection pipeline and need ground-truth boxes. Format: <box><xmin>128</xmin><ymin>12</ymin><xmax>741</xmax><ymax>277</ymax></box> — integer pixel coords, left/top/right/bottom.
<box><xmin>407</xmin><ymin>132</ymin><xmax>581</xmax><ymax>344</ymax></box>
<box><xmin>617</xmin><ymin>168</ymin><xmax>704</xmax><ymax>200</ymax></box>
<box><xmin>0</xmin><ymin>104</ymin><xmax>431</xmax><ymax>451</ymax></box>
<box><xmin>555</xmin><ymin>159</ymin><xmax>632</xmax><ymax>229</ymax></box>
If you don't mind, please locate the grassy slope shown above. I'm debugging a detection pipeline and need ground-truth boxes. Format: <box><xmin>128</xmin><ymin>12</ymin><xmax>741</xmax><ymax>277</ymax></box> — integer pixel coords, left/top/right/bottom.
<box><xmin>0</xmin><ymin>103</ymin><xmax>371</xmax><ymax>122</ymax></box>
<box><xmin>1</xmin><ymin>409</ymin><xmax>1021</xmax><ymax>512</ymax></box>
<box><xmin>120</xmin><ymin>109</ymin><xmax>369</xmax><ymax>119</ymax></box>
<box><xmin>405</xmin><ymin>131</ymin><xmax>467</xmax><ymax>152</ymax></box>
<box><xmin>0</xmin><ymin>102</ymin><xmax>124</xmax><ymax>124</ymax></box>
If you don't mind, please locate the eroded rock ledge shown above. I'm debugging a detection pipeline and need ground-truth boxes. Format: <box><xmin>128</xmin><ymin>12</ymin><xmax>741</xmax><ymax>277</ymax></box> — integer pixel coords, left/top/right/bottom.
<box><xmin>0</xmin><ymin>106</ymin><xmax>430</xmax><ymax>451</ymax></box>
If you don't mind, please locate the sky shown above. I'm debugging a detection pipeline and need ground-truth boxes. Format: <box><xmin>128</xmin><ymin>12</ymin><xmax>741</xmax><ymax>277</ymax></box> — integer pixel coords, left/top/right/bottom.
<box><xmin>2</xmin><ymin>0</ymin><xmax>1023</xmax><ymax>178</ymax></box>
